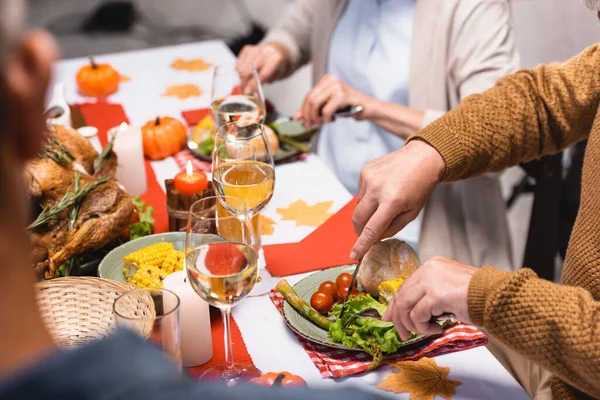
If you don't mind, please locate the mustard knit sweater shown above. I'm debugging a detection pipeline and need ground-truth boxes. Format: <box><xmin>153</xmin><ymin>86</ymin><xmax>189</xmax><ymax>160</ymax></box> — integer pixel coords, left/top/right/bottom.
<box><xmin>411</xmin><ymin>44</ymin><xmax>600</xmax><ymax>399</ymax></box>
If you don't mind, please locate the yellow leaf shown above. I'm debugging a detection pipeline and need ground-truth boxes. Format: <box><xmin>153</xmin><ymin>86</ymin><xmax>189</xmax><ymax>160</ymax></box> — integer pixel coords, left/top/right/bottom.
<box><xmin>162</xmin><ymin>84</ymin><xmax>203</xmax><ymax>99</ymax></box>
<box><xmin>260</xmin><ymin>215</ymin><xmax>275</xmax><ymax>235</ymax></box>
<box><xmin>170</xmin><ymin>58</ymin><xmax>213</xmax><ymax>72</ymax></box>
<box><xmin>377</xmin><ymin>357</ymin><xmax>462</xmax><ymax>400</ymax></box>
<box><xmin>276</xmin><ymin>200</ymin><xmax>334</xmax><ymax>227</ymax></box>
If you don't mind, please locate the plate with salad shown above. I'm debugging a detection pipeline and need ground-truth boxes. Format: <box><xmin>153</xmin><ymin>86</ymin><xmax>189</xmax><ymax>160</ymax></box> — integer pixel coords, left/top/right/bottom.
<box><xmin>276</xmin><ymin>265</ymin><xmax>455</xmax><ymax>369</ymax></box>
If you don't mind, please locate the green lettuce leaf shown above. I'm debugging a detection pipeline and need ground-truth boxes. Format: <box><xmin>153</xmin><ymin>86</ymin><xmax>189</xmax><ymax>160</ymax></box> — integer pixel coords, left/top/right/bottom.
<box><xmin>130</xmin><ymin>221</ymin><xmax>153</xmax><ymax>241</ymax></box>
<box><xmin>130</xmin><ymin>197</ymin><xmax>155</xmax><ymax>240</ymax></box>
<box><xmin>328</xmin><ymin>294</ymin><xmax>417</xmax><ymax>354</ymax></box>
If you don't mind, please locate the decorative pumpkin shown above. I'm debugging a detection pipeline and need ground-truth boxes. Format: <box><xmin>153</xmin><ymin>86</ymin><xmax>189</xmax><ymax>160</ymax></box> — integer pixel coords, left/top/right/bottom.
<box><xmin>76</xmin><ymin>57</ymin><xmax>120</xmax><ymax>98</ymax></box>
<box><xmin>142</xmin><ymin>116</ymin><xmax>187</xmax><ymax>160</ymax></box>
<box><xmin>248</xmin><ymin>372</ymin><xmax>307</xmax><ymax>388</ymax></box>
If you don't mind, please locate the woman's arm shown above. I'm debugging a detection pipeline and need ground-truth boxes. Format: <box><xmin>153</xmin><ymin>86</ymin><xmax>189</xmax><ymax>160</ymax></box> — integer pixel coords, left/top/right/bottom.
<box><xmin>297</xmin><ymin>1</ymin><xmax>519</xmax><ymax>138</ymax></box>
<box><xmin>295</xmin><ymin>74</ymin><xmax>426</xmax><ymax>137</ymax></box>
<box><xmin>260</xmin><ymin>0</ymin><xmax>320</xmax><ymax>77</ymax></box>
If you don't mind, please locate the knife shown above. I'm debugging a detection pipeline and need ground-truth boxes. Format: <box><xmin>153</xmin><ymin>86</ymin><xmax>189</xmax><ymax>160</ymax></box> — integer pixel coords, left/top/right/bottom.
<box><xmin>338</xmin><ymin>256</ymin><xmax>363</xmax><ymax>319</ymax></box>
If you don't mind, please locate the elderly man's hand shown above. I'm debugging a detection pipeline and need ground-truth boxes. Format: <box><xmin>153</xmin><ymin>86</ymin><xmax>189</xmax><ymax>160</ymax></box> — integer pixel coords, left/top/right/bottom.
<box><xmin>382</xmin><ymin>257</ymin><xmax>478</xmax><ymax>341</ymax></box>
<box><xmin>350</xmin><ymin>140</ymin><xmax>445</xmax><ymax>260</ymax></box>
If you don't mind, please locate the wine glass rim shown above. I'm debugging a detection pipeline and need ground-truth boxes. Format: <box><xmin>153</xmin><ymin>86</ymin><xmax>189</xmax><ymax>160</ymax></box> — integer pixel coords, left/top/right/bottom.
<box><xmin>113</xmin><ymin>288</ymin><xmax>180</xmax><ymax>321</ymax></box>
<box><xmin>189</xmin><ymin>195</ymin><xmax>250</xmax><ymax>220</ymax></box>
<box><xmin>214</xmin><ymin>62</ymin><xmax>257</xmax><ymax>77</ymax></box>
<box><xmin>215</xmin><ymin>121</ymin><xmax>266</xmax><ymax>141</ymax></box>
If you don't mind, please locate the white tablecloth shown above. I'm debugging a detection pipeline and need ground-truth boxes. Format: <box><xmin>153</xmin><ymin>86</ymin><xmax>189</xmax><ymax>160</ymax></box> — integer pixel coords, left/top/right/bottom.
<box><xmin>53</xmin><ymin>41</ymin><xmax>529</xmax><ymax>400</ymax></box>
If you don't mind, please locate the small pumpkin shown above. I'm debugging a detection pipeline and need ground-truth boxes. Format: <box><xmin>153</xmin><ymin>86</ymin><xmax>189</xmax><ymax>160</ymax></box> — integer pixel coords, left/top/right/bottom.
<box><xmin>248</xmin><ymin>372</ymin><xmax>307</xmax><ymax>388</ymax></box>
<box><xmin>76</xmin><ymin>57</ymin><xmax>120</xmax><ymax>98</ymax></box>
<box><xmin>142</xmin><ymin>116</ymin><xmax>187</xmax><ymax>160</ymax></box>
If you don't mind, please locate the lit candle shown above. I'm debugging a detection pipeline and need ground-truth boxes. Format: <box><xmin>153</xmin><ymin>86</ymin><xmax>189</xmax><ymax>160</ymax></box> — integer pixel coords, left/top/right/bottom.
<box><xmin>163</xmin><ymin>270</ymin><xmax>213</xmax><ymax>367</ymax></box>
<box><xmin>173</xmin><ymin>160</ymin><xmax>208</xmax><ymax>195</ymax></box>
<box><xmin>111</xmin><ymin>122</ymin><xmax>147</xmax><ymax>196</ymax></box>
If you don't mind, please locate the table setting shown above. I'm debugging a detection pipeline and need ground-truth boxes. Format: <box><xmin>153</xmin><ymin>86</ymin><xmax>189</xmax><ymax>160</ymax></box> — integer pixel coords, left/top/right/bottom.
<box><xmin>27</xmin><ymin>40</ymin><xmax>532</xmax><ymax>399</ymax></box>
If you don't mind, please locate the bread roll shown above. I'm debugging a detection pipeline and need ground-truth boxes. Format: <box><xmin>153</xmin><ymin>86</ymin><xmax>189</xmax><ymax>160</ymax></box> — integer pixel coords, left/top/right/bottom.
<box><xmin>359</xmin><ymin>239</ymin><xmax>419</xmax><ymax>296</ymax></box>
<box><xmin>250</xmin><ymin>125</ymin><xmax>279</xmax><ymax>159</ymax></box>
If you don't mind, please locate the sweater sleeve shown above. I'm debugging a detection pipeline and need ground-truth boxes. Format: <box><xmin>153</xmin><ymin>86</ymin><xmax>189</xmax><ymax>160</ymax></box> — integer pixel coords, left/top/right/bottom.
<box><xmin>261</xmin><ymin>0</ymin><xmax>317</xmax><ymax>77</ymax></box>
<box><xmin>409</xmin><ymin>44</ymin><xmax>600</xmax><ymax>182</ymax></box>
<box><xmin>469</xmin><ymin>267</ymin><xmax>600</xmax><ymax>398</ymax></box>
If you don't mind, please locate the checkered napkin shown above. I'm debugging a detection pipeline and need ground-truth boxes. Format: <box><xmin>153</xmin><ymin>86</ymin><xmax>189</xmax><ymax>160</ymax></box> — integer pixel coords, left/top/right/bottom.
<box><xmin>173</xmin><ymin>149</ymin><xmax>309</xmax><ymax>172</ymax></box>
<box><xmin>269</xmin><ymin>290</ymin><xmax>488</xmax><ymax>379</ymax></box>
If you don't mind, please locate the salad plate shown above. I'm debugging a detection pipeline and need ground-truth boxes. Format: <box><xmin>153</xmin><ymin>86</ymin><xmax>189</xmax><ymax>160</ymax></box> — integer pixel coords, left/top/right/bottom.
<box><xmin>281</xmin><ymin>265</ymin><xmax>435</xmax><ymax>352</ymax></box>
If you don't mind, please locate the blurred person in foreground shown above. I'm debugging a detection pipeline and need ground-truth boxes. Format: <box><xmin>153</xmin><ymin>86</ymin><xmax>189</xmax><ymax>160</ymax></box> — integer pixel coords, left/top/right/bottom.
<box><xmin>350</xmin><ymin>1</ymin><xmax>600</xmax><ymax>399</ymax></box>
<box><xmin>239</xmin><ymin>0</ymin><xmax>518</xmax><ymax>273</ymax></box>
<box><xmin>0</xmin><ymin>1</ymin><xmax>388</xmax><ymax>399</ymax></box>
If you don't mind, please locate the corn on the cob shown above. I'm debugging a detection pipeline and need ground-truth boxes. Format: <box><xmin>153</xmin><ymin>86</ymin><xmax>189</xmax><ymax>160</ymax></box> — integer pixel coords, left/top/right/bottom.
<box><xmin>123</xmin><ymin>242</ymin><xmax>174</xmax><ymax>279</ymax></box>
<box><xmin>129</xmin><ymin>264</ymin><xmax>168</xmax><ymax>288</ymax></box>
<box><xmin>377</xmin><ymin>277</ymin><xmax>406</xmax><ymax>304</ymax></box>
<box><xmin>161</xmin><ymin>250</ymin><xmax>185</xmax><ymax>273</ymax></box>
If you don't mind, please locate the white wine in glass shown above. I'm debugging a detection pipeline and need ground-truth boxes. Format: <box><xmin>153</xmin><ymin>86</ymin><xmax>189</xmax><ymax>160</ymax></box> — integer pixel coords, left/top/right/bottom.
<box><xmin>212</xmin><ymin>159</ymin><xmax>274</xmax><ymax>214</ymax></box>
<box><xmin>211</xmin><ymin>63</ymin><xmax>265</xmax><ymax>128</ymax></box>
<box><xmin>185</xmin><ymin>196</ymin><xmax>261</xmax><ymax>385</ymax></box>
<box><xmin>212</xmin><ymin>123</ymin><xmax>276</xmax><ymax>296</ymax></box>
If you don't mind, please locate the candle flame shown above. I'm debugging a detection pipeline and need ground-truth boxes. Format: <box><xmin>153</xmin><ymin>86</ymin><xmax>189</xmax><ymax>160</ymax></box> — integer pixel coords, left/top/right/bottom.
<box><xmin>119</xmin><ymin>122</ymin><xmax>128</xmax><ymax>133</ymax></box>
<box><xmin>186</xmin><ymin>160</ymin><xmax>193</xmax><ymax>176</ymax></box>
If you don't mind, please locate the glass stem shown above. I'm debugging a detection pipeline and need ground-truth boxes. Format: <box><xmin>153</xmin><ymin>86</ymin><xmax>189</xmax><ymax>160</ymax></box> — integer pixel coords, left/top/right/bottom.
<box><xmin>221</xmin><ymin>307</ymin><xmax>239</xmax><ymax>380</ymax></box>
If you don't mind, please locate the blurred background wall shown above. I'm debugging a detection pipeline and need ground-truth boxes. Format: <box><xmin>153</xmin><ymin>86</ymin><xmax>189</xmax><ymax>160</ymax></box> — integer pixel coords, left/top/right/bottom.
<box><xmin>28</xmin><ymin>0</ymin><xmax>600</xmax><ymax>271</ymax></box>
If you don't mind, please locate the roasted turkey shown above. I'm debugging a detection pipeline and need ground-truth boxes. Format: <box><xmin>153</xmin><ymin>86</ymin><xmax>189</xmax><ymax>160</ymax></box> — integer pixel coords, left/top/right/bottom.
<box><xmin>27</xmin><ymin>125</ymin><xmax>133</xmax><ymax>279</ymax></box>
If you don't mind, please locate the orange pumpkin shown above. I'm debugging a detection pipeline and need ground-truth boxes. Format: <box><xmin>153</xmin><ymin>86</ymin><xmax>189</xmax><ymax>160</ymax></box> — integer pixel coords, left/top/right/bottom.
<box><xmin>249</xmin><ymin>372</ymin><xmax>307</xmax><ymax>387</ymax></box>
<box><xmin>76</xmin><ymin>57</ymin><xmax>120</xmax><ymax>98</ymax></box>
<box><xmin>142</xmin><ymin>116</ymin><xmax>187</xmax><ymax>160</ymax></box>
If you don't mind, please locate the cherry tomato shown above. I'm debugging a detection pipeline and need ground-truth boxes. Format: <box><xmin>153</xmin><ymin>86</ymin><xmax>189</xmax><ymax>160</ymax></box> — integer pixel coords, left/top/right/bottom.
<box><xmin>318</xmin><ymin>281</ymin><xmax>338</xmax><ymax>298</ymax></box>
<box><xmin>120</xmin><ymin>205</ymin><xmax>140</xmax><ymax>241</ymax></box>
<box><xmin>337</xmin><ymin>285</ymin><xmax>359</xmax><ymax>302</ymax></box>
<box><xmin>336</xmin><ymin>272</ymin><xmax>356</xmax><ymax>290</ymax></box>
<box><xmin>310</xmin><ymin>291</ymin><xmax>334</xmax><ymax>314</ymax></box>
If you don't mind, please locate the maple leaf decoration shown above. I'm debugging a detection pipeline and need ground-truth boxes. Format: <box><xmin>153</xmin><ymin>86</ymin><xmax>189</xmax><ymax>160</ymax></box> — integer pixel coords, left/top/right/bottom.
<box><xmin>276</xmin><ymin>200</ymin><xmax>334</xmax><ymax>227</ymax></box>
<box><xmin>162</xmin><ymin>83</ymin><xmax>203</xmax><ymax>99</ymax></box>
<box><xmin>170</xmin><ymin>58</ymin><xmax>213</xmax><ymax>72</ymax></box>
<box><xmin>259</xmin><ymin>215</ymin><xmax>275</xmax><ymax>235</ymax></box>
<box><xmin>377</xmin><ymin>357</ymin><xmax>462</xmax><ymax>400</ymax></box>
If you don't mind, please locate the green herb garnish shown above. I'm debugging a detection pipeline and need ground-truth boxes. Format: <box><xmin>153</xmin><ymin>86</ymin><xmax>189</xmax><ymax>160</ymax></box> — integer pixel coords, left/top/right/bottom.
<box><xmin>94</xmin><ymin>132</ymin><xmax>117</xmax><ymax>174</ymax></box>
<box><xmin>28</xmin><ymin>175</ymin><xmax>110</xmax><ymax>230</ymax></box>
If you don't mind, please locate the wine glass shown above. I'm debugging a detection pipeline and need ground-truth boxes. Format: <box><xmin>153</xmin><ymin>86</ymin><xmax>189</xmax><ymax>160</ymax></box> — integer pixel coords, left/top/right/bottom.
<box><xmin>212</xmin><ymin>122</ymin><xmax>276</xmax><ymax>295</ymax></box>
<box><xmin>211</xmin><ymin>63</ymin><xmax>266</xmax><ymax>128</ymax></box>
<box><xmin>185</xmin><ymin>195</ymin><xmax>261</xmax><ymax>385</ymax></box>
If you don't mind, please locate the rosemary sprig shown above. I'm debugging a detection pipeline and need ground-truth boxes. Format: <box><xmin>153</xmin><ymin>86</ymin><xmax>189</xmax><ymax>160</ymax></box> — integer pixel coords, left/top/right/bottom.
<box><xmin>39</xmin><ymin>135</ymin><xmax>75</xmax><ymax>166</ymax></box>
<box><xmin>49</xmin><ymin>136</ymin><xmax>75</xmax><ymax>160</ymax></box>
<box><xmin>67</xmin><ymin>172</ymin><xmax>81</xmax><ymax>231</ymax></box>
<box><xmin>27</xmin><ymin>175</ymin><xmax>110</xmax><ymax>230</ymax></box>
<box><xmin>94</xmin><ymin>133</ymin><xmax>117</xmax><ymax>174</ymax></box>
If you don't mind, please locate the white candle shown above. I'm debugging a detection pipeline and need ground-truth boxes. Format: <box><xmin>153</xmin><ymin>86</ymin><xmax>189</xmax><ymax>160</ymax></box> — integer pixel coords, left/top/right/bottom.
<box><xmin>163</xmin><ymin>271</ymin><xmax>213</xmax><ymax>367</ymax></box>
<box><xmin>110</xmin><ymin>122</ymin><xmax>147</xmax><ymax>196</ymax></box>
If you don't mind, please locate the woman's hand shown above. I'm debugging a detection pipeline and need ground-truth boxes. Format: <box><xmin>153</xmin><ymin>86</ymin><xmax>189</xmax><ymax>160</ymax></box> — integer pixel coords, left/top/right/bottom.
<box><xmin>294</xmin><ymin>74</ymin><xmax>378</xmax><ymax>129</ymax></box>
<box><xmin>238</xmin><ymin>42</ymin><xmax>290</xmax><ymax>94</ymax></box>
<box><xmin>382</xmin><ymin>257</ymin><xmax>477</xmax><ymax>340</ymax></box>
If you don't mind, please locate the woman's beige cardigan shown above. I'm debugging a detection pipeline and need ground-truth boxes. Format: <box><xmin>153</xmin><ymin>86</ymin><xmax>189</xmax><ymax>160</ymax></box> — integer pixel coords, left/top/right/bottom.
<box><xmin>265</xmin><ymin>0</ymin><xmax>519</xmax><ymax>271</ymax></box>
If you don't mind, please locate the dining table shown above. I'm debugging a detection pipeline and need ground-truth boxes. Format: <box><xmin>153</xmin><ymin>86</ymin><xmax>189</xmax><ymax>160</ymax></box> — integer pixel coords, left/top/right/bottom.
<box><xmin>52</xmin><ymin>40</ymin><xmax>530</xmax><ymax>399</ymax></box>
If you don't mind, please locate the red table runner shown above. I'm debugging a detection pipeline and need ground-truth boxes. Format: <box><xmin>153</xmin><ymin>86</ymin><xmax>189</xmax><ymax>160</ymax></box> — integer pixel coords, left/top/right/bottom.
<box><xmin>72</xmin><ymin>102</ymin><xmax>255</xmax><ymax>376</ymax></box>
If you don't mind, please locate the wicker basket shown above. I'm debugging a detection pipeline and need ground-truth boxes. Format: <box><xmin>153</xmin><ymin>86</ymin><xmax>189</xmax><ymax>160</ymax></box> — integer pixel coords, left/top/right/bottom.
<box><xmin>35</xmin><ymin>277</ymin><xmax>138</xmax><ymax>348</ymax></box>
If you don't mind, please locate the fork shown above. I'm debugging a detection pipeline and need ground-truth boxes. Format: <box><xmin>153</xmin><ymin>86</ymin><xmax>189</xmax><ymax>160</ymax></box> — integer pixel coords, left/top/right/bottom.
<box><xmin>342</xmin><ymin>307</ymin><xmax>455</xmax><ymax>329</ymax></box>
